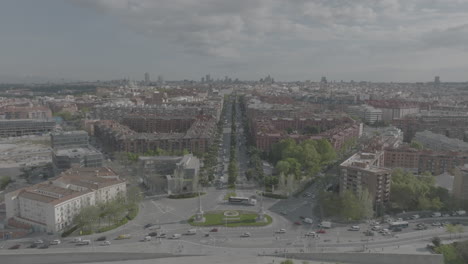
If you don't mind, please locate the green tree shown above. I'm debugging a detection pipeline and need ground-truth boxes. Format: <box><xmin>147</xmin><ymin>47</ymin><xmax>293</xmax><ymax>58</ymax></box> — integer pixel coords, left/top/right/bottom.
<box><xmin>446</xmin><ymin>224</ymin><xmax>457</xmax><ymax>239</ymax></box>
<box><xmin>127</xmin><ymin>186</ymin><xmax>143</xmax><ymax>205</ymax></box>
<box><xmin>410</xmin><ymin>141</ymin><xmax>424</xmax><ymax>150</ymax></box>
<box><xmin>280</xmin><ymin>260</ymin><xmax>294</xmax><ymax>264</ymax></box>
<box><xmin>0</xmin><ymin>176</ymin><xmax>12</xmax><ymax>190</ymax></box>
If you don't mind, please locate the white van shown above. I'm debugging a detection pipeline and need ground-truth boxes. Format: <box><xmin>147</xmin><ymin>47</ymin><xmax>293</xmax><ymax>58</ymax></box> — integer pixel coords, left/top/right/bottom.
<box><xmin>303</xmin><ymin>218</ymin><xmax>313</xmax><ymax>224</ymax></box>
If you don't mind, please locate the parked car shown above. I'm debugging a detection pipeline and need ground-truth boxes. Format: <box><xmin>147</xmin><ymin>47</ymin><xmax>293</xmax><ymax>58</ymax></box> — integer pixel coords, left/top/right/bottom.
<box><xmin>144</xmin><ymin>223</ymin><xmax>154</xmax><ymax>229</ymax></box>
<box><xmin>371</xmin><ymin>226</ymin><xmax>382</xmax><ymax>231</ymax></box>
<box><xmin>299</xmin><ymin>216</ymin><xmax>306</xmax><ymax>219</ymax></box>
<box><xmin>9</xmin><ymin>244</ymin><xmax>20</xmax><ymax>250</ymax></box>
<box><xmin>156</xmin><ymin>233</ymin><xmax>167</xmax><ymax>238</ymax></box>
<box><xmin>431</xmin><ymin>212</ymin><xmax>442</xmax><ymax>218</ymax></box>
<box><xmin>96</xmin><ymin>236</ymin><xmax>107</xmax><ymax>241</ymax></box>
<box><xmin>348</xmin><ymin>226</ymin><xmax>360</xmax><ymax>231</ymax></box>
<box><xmin>392</xmin><ymin>227</ymin><xmax>402</xmax><ymax>232</ymax></box>
<box><xmin>73</xmin><ymin>237</ymin><xmax>82</xmax><ymax>243</ymax></box>
<box><xmin>28</xmin><ymin>243</ymin><xmax>37</xmax><ymax>248</ymax></box>
<box><xmin>303</xmin><ymin>218</ymin><xmax>313</xmax><ymax>224</ymax></box>
<box><xmin>364</xmin><ymin>230</ymin><xmax>375</xmax><ymax>236</ymax></box>
<box><xmin>143</xmin><ymin>236</ymin><xmax>151</xmax><ymax>242</ymax></box>
<box><xmin>50</xmin><ymin>239</ymin><xmax>61</xmax><ymax>245</ymax></box>
<box><xmin>316</xmin><ymin>229</ymin><xmax>326</xmax><ymax>234</ymax></box>
<box><xmin>148</xmin><ymin>232</ymin><xmax>158</xmax><ymax>237</ymax></box>
<box><xmin>34</xmin><ymin>239</ymin><xmax>44</xmax><ymax>244</ymax></box>
<box><xmin>210</xmin><ymin>228</ymin><xmax>218</xmax><ymax>232</ymax></box>
<box><xmin>411</xmin><ymin>214</ymin><xmax>420</xmax><ymax>220</ymax></box>
<box><xmin>432</xmin><ymin>222</ymin><xmax>442</xmax><ymax>226</ymax></box>
<box><xmin>294</xmin><ymin>221</ymin><xmax>302</xmax><ymax>225</ymax></box>
<box><xmin>240</xmin><ymin>232</ymin><xmax>251</xmax><ymax>237</ymax></box>
<box><xmin>38</xmin><ymin>244</ymin><xmax>49</xmax><ymax>249</ymax></box>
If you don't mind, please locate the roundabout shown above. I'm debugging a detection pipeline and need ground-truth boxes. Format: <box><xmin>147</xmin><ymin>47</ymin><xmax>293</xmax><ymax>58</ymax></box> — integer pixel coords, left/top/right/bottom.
<box><xmin>188</xmin><ymin>210</ymin><xmax>273</xmax><ymax>227</ymax></box>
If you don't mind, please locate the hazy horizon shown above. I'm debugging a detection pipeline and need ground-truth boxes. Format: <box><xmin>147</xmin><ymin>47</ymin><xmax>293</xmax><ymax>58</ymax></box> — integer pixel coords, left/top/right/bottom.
<box><xmin>2</xmin><ymin>0</ymin><xmax>468</xmax><ymax>82</ymax></box>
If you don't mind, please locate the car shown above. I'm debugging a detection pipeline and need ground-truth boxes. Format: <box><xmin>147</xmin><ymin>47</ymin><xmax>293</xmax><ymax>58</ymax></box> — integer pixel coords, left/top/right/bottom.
<box><xmin>116</xmin><ymin>234</ymin><xmax>131</xmax><ymax>240</ymax></box>
<box><xmin>303</xmin><ymin>218</ymin><xmax>313</xmax><ymax>224</ymax></box>
<box><xmin>294</xmin><ymin>221</ymin><xmax>302</xmax><ymax>225</ymax></box>
<box><xmin>240</xmin><ymin>232</ymin><xmax>251</xmax><ymax>237</ymax></box>
<box><xmin>73</xmin><ymin>237</ymin><xmax>82</xmax><ymax>243</ymax></box>
<box><xmin>210</xmin><ymin>228</ymin><xmax>218</xmax><ymax>232</ymax></box>
<box><xmin>144</xmin><ymin>223</ymin><xmax>154</xmax><ymax>229</ymax></box>
<box><xmin>96</xmin><ymin>236</ymin><xmax>107</xmax><ymax>241</ymax></box>
<box><xmin>156</xmin><ymin>233</ymin><xmax>167</xmax><ymax>238</ymax></box>
<box><xmin>77</xmin><ymin>240</ymin><xmax>91</xmax><ymax>246</ymax></box>
<box><xmin>371</xmin><ymin>226</ymin><xmax>382</xmax><ymax>231</ymax></box>
<box><xmin>305</xmin><ymin>231</ymin><xmax>319</xmax><ymax>237</ymax></box>
<box><xmin>28</xmin><ymin>243</ymin><xmax>38</xmax><ymax>248</ymax></box>
<box><xmin>9</xmin><ymin>244</ymin><xmax>20</xmax><ymax>250</ymax></box>
<box><xmin>392</xmin><ymin>227</ymin><xmax>402</xmax><ymax>232</ymax></box>
<box><xmin>364</xmin><ymin>230</ymin><xmax>375</xmax><ymax>236</ymax></box>
<box><xmin>299</xmin><ymin>216</ymin><xmax>306</xmax><ymax>219</ymax></box>
<box><xmin>50</xmin><ymin>239</ymin><xmax>61</xmax><ymax>245</ymax></box>
<box><xmin>38</xmin><ymin>244</ymin><xmax>49</xmax><ymax>249</ymax></box>
<box><xmin>34</xmin><ymin>239</ymin><xmax>44</xmax><ymax>244</ymax></box>
<box><xmin>143</xmin><ymin>236</ymin><xmax>152</xmax><ymax>242</ymax></box>
<box><xmin>379</xmin><ymin>228</ymin><xmax>390</xmax><ymax>233</ymax></box>
<box><xmin>100</xmin><ymin>240</ymin><xmax>111</xmax><ymax>246</ymax></box>
<box><xmin>204</xmin><ymin>233</ymin><xmax>210</xmax><ymax>237</ymax></box>
<box><xmin>432</xmin><ymin>222</ymin><xmax>442</xmax><ymax>226</ymax></box>
<box><xmin>275</xmin><ymin>229</ymin><xmax>286</xmax><ymax>234</ymax></box>
<box><xmin>348</xmin><ymin>226</ymin><xmax>360</xmax><ymax>231</ymax></box>
<box><xmin>411</xmin><ymin>214</ymin><xmax>420</xmax><ymax>220</ymax></box>
<box><xmin>169</xmin><ymin>234</ymin><xmax>181</xmax><ymax>239</ymax></box>
<box><xmin>316</xmin><ymin>229</ymin><xmax>326</xmax><ymax>234</ymax></box>
<box><xmin>148</xmin><ymin>232</ymin><xmax>158</xmax><ymax>237</ymax></box>
<box><xmin>280</xmin><ymin>211</ymin><xmax>287</xmax><ymax>216</ymax></box>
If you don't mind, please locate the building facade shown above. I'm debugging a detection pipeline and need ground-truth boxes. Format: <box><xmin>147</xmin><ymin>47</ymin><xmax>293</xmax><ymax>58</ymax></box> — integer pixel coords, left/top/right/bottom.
<box><xmin>5</xmin><ymin>167</ymin><xmax>126</xmax><ymax>233</ymax></box>
<box><xmin>0</xmin><ymin>119</ymin><xmax>55</xmax><ymax>137</ymax></box>
<box><xmin>139</xmin><ymin>154</ymin><xmax>200</xmax><ymax>195</ymax></box>
<box><xmin>453</xmin><ymin>165</ymin><xmax>468</xmax><ymax>201</ymax></box>
<box><xmin>51</xmin><ymin>130</ymin><xmax>89</xmax><ymax>149</ymax></box>
<box><xmin>339</xmin><ymin>152</ymin><xmax>391</xmax><ymax>205</ymax></box>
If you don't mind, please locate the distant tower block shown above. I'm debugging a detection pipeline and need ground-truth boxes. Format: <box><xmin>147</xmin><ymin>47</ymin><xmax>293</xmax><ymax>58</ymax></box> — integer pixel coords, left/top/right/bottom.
<box><xmin>144</xmin><ymin>72</ymin><xmax>150</xmax><ymax>84</ymax></box>
<box><xmin>434</xmin><ymin>76</ymin><xmax>440</xmax><ymax>88</ymax></box>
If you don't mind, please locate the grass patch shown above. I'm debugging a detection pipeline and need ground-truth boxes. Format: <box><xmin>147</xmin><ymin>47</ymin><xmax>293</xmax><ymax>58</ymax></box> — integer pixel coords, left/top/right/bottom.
<box><xmin>223</xmin><ymin>192</ymin><xmax>237</xmax><ymax>200</ymax></box>
<box><xmin>168</xmin><ymin>192</ymin><xmax>206</xmax><ymax>199</ymax></box>
<box><xmin>188</xmin><ymin>210</ymin><xmax>272</xmax><ymax>227</ymax></box>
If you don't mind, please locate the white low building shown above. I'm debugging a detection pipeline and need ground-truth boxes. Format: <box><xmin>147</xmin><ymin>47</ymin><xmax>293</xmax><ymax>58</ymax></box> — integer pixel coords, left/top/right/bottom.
<box><xmin>5</xmin><ymin>167</ymin><xmax>126</xmax><ymax>233</ymax></box>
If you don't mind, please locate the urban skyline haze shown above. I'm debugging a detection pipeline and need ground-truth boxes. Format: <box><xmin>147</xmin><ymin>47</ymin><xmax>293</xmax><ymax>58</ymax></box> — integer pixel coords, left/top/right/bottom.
<box><xmin>2</xmin><ymin>0</ymin><xmax>468</xmax><ymax>82</ymax></box>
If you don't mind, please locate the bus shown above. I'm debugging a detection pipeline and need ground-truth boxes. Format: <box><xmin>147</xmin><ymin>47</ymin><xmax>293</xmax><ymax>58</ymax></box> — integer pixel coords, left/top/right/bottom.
<box><xmin>228</xmin><ymin>197</ymin><xmax>256</xmax><ymax>205</ymax></box>
<box><xmin>389</xmin><ymin>221</ymin><xmax>409</xmax><ymax>229</ymax></box>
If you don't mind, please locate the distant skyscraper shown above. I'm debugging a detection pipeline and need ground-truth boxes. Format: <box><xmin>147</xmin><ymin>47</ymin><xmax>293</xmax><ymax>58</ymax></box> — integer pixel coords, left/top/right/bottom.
<box><xmin>320</xmin><ymin>76</ymin><xmax>328</xmax><ymax>84</ymax></box>
<box><xmin>144</xmin><ymin>72</ymin><xmax>150</xmax><ymax>84</ymax></box>
<box><xmin>205</xmin><ymin>74</ymin><xmax>211</xmax><ymax>83</ymax></box>
<box><xmin>157</xmin><ymin>75</ymin><xmax>164</xmax><ymax>85</ymax></box>
<box><xmin>434</xmin><ymin>76</ymin><xmax>440</xmax><ymax>88</ymax></box>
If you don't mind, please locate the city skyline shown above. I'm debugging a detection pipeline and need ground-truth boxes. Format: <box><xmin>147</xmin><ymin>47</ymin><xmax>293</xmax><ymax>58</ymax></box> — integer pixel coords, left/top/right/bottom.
<box><xmin>2</xmin><ymin>0</ymin><xmax>468</xmax><ymax>83</ymax></box>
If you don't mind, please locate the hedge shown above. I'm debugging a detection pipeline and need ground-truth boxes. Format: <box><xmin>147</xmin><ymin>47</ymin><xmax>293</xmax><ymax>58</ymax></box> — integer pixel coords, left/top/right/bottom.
<box><xmin>168</xmin><ymin>192</ymin><xmax>205</xmax><ymax>199</ymax></box>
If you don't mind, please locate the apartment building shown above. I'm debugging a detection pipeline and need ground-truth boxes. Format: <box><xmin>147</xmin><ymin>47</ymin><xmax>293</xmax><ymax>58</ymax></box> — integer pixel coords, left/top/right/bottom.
<box><xmin>339</xmin><ymin>152</ymin><xmax>391</xmax><ymax>204</ymax></box>
<box><xmin>453</xmin><ymin>165</ymin><xmax>468</xmax><ymax>201</ymax></box>
<box><xmin>5</xmin><ymin>167</ymin><xmax>126</xmax><ymax>233</ymax></box>
<box><xmin>51</xmin><ymin>130</ymin><xmax>89</xmax><ymax>149</ymax></box>
<box><xmin>0</xmin><ymin>119</ymin><xmax>56</xmax><ymax>137</ymax></box>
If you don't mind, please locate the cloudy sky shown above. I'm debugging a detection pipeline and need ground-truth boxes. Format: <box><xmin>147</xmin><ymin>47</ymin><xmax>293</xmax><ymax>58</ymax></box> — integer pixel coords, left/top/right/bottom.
<box><xmin>2</xmin><ymin>0</ymin><xmax>468</xmax><ymax>82</ymax></box>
